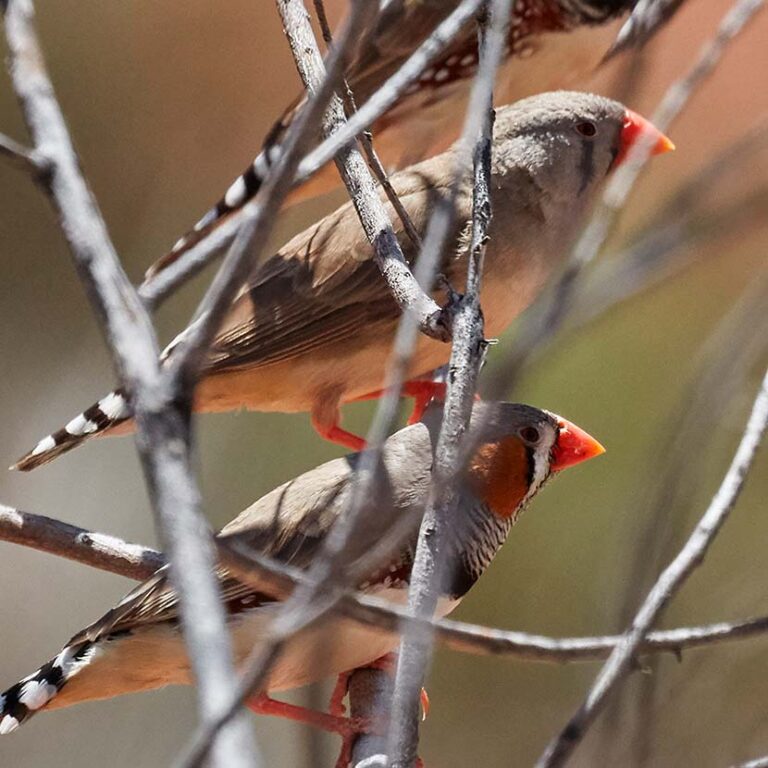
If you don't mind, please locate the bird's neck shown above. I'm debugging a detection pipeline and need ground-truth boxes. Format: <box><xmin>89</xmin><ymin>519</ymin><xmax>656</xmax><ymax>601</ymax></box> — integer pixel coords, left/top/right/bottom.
<box><xmin>363</xmin><ymin>500</ymin><xmax>513</xmax><ymax>602</ymax></box>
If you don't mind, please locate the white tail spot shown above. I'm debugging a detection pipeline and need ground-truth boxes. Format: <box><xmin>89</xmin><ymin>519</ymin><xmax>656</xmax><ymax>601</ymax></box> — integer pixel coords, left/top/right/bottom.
<box><xmin>224</xmin><ymin>176</ymin><xmax>247</xmax><ymax>208</ymax></box>
<box><xmin>254</xmin><ymin>153</ymin><xmax>270</xmax><ymax>177</ymax></box>
<box><xmin>30</xmin><ymin>435</ymin><xmax>57</xmax><ymax>457</ymax></box>
<box><xmin>65</xmin><ymin>414</ymin><xmax>98</xmax><ymax>436</ymax></box>
<box><xmin>18</xmin><ymin>680</ymin><xmax>57</xmax><ymax>710</ymax></box>
<box><xmin>98</xmin><ymin>392</ymin><xmax>128</xmax><ymax>420</ymax></box>
<box><xmin>0</xmin><ymin>715</ymin><xmax>19</xmax><ymax>735</ymax></box>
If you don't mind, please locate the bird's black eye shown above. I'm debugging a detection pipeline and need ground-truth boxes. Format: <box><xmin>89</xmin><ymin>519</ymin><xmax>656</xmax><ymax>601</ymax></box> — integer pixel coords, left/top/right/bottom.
<box><xmin>520</xmin><ymin>426</ymin><xmax>540</xmax><ymax>444</ymax></box>
<box><xmin>576</xmin><ymin>121</ymin><xmax>597</xmax><ymax>138</ymax></box>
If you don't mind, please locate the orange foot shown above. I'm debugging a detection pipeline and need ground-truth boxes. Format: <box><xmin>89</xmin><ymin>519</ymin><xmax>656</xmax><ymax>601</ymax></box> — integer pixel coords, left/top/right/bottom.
<box><xmin>248</xmin><ymin>693</ymin><xmax>370</xmax><ymax>736</ymax></box>
<box><xmin>310</xmin><ymin>416</ymin><xmax>367</xmax><ymax>452</ymax></box>
<box><xmin>329</xmin><ymin>655</ymin><xmax>429</xmax><ymax>767</ymax></box>
<box><xmin>312</xmin><ymin>380</ymin><xmax>450</xmax><ymax>452</ymax></box>
<box><xmin>249</xmin><ymin>694</ymin><xmax>380</xmax><ymax>768</ymax></box>
<box><xmin>330</xmin><ymin>653</ymin><xmax>430</xmax><ymax>720</ymax></box>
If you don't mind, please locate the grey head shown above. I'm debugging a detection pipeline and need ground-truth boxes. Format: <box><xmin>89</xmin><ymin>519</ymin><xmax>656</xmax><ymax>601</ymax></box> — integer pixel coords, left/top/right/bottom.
<box><xmin>491</xmin><ymin>90</ymin><xmax>628</xmax><ymax>209</ymax></box>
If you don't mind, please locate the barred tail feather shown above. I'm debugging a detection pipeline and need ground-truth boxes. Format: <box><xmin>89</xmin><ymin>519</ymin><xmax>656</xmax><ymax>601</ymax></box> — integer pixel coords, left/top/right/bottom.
<box><xmin>144</xmin><ymin>135</ymin><xmax>285</xmax><ymax>281</ymax></box>
<box><xmin>11</xmin><ymin>389</ymin><xmax>131</xmax><ymax>472</ymax></box>
<box><xmin>0</xmin><ymin>642</ymin><xmax>95</xmax><ymax>734</ymax></box>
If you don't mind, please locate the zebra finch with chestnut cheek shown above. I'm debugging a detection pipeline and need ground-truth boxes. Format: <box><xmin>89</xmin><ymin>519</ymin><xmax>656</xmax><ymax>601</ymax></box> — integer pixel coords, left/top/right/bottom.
<box><xmin>1</xmin><ymin>401</ymin><xmax>604</xmax><ymax>740</ymax></box>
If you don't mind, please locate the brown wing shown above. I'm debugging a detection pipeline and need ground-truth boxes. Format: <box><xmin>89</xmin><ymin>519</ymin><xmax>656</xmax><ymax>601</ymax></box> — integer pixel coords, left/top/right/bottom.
<box><xmin>67</xmin><ymin>424</ymin><xmax>436</xmax><ymax>645</ymax></box>
<box><xmin>206</xmin><ymin>167</ymin><xmax>464</xmax><ymax>373</ymax></box>
<box><xmin>68</xmin><ymin>457</ymin><xmax>357</xmax><ymax>644</ymax></box>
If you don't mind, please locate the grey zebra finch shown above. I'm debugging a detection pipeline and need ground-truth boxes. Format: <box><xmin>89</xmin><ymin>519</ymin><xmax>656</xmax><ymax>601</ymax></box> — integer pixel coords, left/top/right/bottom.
<box><xmin>12</xmin><ymin>91</ymin><xmax>672</xmax><ymax>471</ymax></box>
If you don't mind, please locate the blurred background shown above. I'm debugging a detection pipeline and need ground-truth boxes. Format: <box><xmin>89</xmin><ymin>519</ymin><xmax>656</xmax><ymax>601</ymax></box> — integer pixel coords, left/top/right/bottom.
<box><xmin>1</xmin><ymin>1</ymin><xmax>767</xmax><ymax>766</ymax></box>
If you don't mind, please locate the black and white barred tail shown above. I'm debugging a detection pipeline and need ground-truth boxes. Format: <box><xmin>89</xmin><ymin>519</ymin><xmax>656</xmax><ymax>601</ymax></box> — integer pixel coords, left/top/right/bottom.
<box><xmin>0</xmin><ymin>642</ymin><xmax>94</xmax><ymax>734</ymax></box>
<box><xmin>12</xmin><ymin>389</ymin><xmax>131</xmax><ymax>472</ymax></box>
<box><xmin>144</xmin><ymin>112</ymin><xmax>289</xmax><ymax>280</ymax></box>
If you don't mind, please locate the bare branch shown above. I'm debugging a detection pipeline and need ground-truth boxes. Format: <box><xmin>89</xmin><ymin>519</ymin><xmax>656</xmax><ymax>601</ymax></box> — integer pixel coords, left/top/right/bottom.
<box><xmin>734</xmin><ymin>758</ymin><xmax>768</xmax><ymax>768</ymax></box>
<box><xmin>605</xmin><ymin>0</ymin><xmax>688</xmax><ymax>59</ymax></box>
<box><xmin>485</xmin><ymin>0</ymin><xmax>765</xmax><ymax>399</ymax></box>
<box><xmin>4</xmin><ymin>504</ymin><xmax>768</xmax><ymax>665</ymax></box>
<box><xmin>535</xmin><ymin>366</ymin><xmax>768</xmax><ymax>768</ymax></box>
<box><xmin>2</xmin><ymin>2</ymin><xmax>258</xmax><ymax>764</ymax></box>
<box><xmin>387</xmin><ymin>2</ymin><xmax>510</xmax><ymax>764</ymax></box>
<box><xmin>0</xmin><ymin>131</ymin><xmax>41</xmax><ymax>172</ymax></box>
<box><xmin>0</xmin><ymin>503</ymin><xmax>163</xmax><ymax>580</ymax></box>
<box><xmin>137</xmin><ymin>0</ymin><xmax>484</xmax><ymax>309</ymax></box>
<box><xmin>652</xmin><ymin>0</ymin><xmax>765</xmax><ymax>132</ymax></box>
<box><xmin>312</xmin><ymin>0</ymin><xmax>422</xmax><ymax>250</ymax></box>
<box><xmin>3</xmin><ymin>0</ymin><xmax>160</xmax><ymax>388</ymax></box>
<box><xmin>275</xmin><ymin>0</ymin><xmax>449</xmax><ymax>343</ymax></box>
<box><xmin>293</xmin><ymin>0</ymin><xmax>486</xmax><ymax>186</ymax></box>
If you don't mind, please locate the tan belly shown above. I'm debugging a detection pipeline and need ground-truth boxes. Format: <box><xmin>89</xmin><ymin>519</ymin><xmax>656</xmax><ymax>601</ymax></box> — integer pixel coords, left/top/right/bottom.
<box><xmin>48</xmin><ymin>591</ymin><xmax>459</xmax><ymax>711</ymax></box>
<box><xmin>196</xmin><ymin>245</ymin><xmax>553</xmax><ymax>420</ymax></box>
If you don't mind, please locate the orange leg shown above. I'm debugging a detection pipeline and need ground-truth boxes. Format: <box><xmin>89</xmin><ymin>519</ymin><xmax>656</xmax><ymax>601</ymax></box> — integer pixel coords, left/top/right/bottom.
<box><xmin>310</xmin><ymin>413</ymin><xmax>367</xmax><ymax>452</ymax></box>
<box><xmin>329</xmin><ymin>656</ymin><xmax>429</xmax><ymax>767</ymax></box>
<box><xmin>404</xmin><ymin>381</ymin><xmax>447</xmax><ymax>426</ymax></box>
<box><xmin>350</xmin><ymin>380</ymin><xmax>449</xmax><ymax>426</ymax></box>
<box><xmin>312</xmin><ymin>380</ymin><xmax>449</xmax><ymax>451</ymax></box>
<box><xmin>329</xmin><ymin>671</ymin><xmax>352</xmax><ymax>718</ymax></box>
<box><xmin>247</xmin><ymin>693</ymin><xmax>369</xmax><ymax>736</ymax></box>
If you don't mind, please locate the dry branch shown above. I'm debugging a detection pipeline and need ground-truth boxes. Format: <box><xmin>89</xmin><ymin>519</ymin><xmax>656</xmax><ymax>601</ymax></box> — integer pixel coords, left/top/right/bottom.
<box><xmin>312</xmin><ymin>0</ymin><xmax>423</xmax><ymax>250</ymax></box>
<box><xmin>0</xmin><ymin>131</ymin><xmax>40</xmax><ymax>172</ymax></box>
<box><xmin>0</xmin><ymin>503</ymin><xmax>163</xmax><ymax>580</ymax></box>
<box><xmin>3</xmin><ymin>503</ymin><xmax>768</xmax><ymax>665</ymax></box>
<box><xmin>276</xmin><ymin>0</ymin><xmax>449</xmax><ymax>342</ymax></box>
<box><xmin>535</xmin><ymin>366</ymin><xmax>768</xmax><ymax>768</ymax></box>
<box><xmin>735</xmin><ymin>758</ymin><xmax>768</xmax><ymax>768</ymax></box>
<box><xmin>1</xmin><ymin>1</ymin><xmax>258</xmax><ymax>765</ymax></box>
<box><xmin>388</xmin><ymin>2</ymin><xmax>509</xmax><ymax>764</ymax></box>
<box><xmin>485</xmin><ymin>0</ymin><xmax>766</xmax><ymax>400</ymax></box>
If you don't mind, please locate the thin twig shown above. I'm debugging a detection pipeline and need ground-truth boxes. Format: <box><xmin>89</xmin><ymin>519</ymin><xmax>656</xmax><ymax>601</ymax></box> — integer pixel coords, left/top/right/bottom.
<box><xmin>485</xmin><ymin>0</ymin><xmax>766</xmax><ymax>400</ymax></box>
<box><xmin>535</xmin><ymin>366</ymin><xmax>768</xmax><ymax>768</ymax></box>
<box><xmin>312</xmin><ymin>0</ymin><xmax>422</xmax><ymax>250</ymax></box>
<box><xmin>733</xmin><ymin>758</ymin><xmax>768</xmax><ymax>768</ymax></box>
<box><xmin>605</xmin><ymin>0</ymin><xmax>688</xmax><ymax>59</ymax></box>
<box><xmin>597</xmin><ymin>273</ymin><xmax>768</xmax><ymax>762</ymax></box>
<box><xmin>388</xmin><ymin>2</ymin><xmax>510</xmax><ymax>764</ymax></box>
<box><xmin>293</xmin><ymin>0</ymin><xmax>486</xmax><ymax>187</ymax></box>
<box><xmin>137</xmin><ymin>0</ymin><xmax>484</xmax><ymax>309</ymax></box>
<box><xmin>2</xmin><ymin>2</ymin><xmax>258</xmax><ymax>764</ymax></box>
<box><xmin>275</xmin><ymin>0</ymin><xmax>449</xmax><ymax>343</ymax></box>
<box><xmin>0</xmin><ymin>503</ymin><xmax>163</xmax><ymax>580</ymax></box>
<box><xmin>0</xmin><ymin>131</ymin><xmax>41</xmax><ymax>172</ymax></box>
<box><xmin>4</xmin><ymin>505</ymin><xmax>768</xmax><ymax>664</ymax></box>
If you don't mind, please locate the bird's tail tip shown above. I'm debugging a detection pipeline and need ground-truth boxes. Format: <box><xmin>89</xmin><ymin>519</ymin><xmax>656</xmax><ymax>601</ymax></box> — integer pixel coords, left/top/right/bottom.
<box><xmin>11</xmin><ymin>390</ymin><xmax>131</xmax><ymax>472</ymax></box>
<box><xmin>0</xmin><ymin>643</ymin><xmax>94</xmax><ymax>734</ymax></box>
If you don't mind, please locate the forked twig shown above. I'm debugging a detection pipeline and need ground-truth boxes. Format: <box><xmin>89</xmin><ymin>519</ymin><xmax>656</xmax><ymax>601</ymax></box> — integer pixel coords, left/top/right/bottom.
<box><xmin>535</xmin><ymin>366</ymin><xmax>768</xmax><ymax>768</ymax></box>
<box><xmin>1</xmin><ymin>2</ymin><xmax>258</xmax><ymax>764</ymax></box>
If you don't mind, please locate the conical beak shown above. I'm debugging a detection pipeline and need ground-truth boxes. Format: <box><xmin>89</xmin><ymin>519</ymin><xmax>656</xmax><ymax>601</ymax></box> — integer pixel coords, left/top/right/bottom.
<box><xmin>615</xmin><ymin>108</ymin><xmax>675</xmax><ymax>167</ymax></box>
<box><xmin>551</xmin><ymin>417</ymin><xmax>605</xmax><ymax>472</ymax></box>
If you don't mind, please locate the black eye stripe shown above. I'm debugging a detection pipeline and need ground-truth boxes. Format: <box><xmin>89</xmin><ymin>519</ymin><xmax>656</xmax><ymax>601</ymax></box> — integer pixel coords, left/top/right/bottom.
<box><xmin>524</xmin><ymin>445</ymin><xmax>536</xmax><ymax>489</ymax></box>
<box><xmin>578</xmin><ymin>138</ymin><xmax>595</xmax><ymax>193</ymax></box>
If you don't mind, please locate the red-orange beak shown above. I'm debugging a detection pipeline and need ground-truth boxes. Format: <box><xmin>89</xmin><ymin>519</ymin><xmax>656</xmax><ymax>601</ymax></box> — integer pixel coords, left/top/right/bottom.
<box><xmin>614</xmin><ymin>108</ymin><xmax>675</xmax><ymax>167</ymax></box>
<box><xmin>551</xmin><ymin>417</ymin><xmax>605</xmax><ymax>472</ymax></box>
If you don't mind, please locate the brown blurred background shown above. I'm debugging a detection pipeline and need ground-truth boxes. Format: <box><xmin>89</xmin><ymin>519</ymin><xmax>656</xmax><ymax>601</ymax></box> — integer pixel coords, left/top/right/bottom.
<box><xmin>1</xmin><ymin>1</ymin><xmax>767</xmax><ymax>766</ymax></box>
